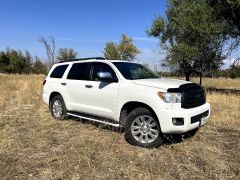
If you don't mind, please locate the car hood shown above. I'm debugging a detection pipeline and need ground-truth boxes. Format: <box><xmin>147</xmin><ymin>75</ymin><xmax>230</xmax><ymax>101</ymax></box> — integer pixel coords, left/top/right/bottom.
<box><xmin>132</xmin><ymin>78</ymin><xmax>189</xmax><ymax>90</ymax></box>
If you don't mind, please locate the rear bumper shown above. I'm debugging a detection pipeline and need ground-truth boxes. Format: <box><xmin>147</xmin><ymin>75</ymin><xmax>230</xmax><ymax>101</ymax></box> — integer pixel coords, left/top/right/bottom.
<box><xmin>42</xmin><ymin>93</ymin><xmax>49</xmax><ymax>106</ymax></box>
<box><xmin>156</xmin><ymin>102</ymin><xmax>211</xmax><ymax>134</ymax></box>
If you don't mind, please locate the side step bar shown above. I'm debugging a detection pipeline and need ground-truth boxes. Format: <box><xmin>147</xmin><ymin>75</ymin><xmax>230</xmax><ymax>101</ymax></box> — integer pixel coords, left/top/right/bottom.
<box><xmin>67</xmin><ymin>112</ymin><xmax>120</xmax><ymax>127</ymax></box>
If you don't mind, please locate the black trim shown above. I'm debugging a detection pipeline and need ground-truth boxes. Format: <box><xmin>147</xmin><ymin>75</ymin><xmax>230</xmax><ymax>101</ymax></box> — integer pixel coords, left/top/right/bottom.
<box><xmin>66</xmin><ymin>62</ymin><xmax>91</xmax><ymax>80</ymax></box>
<box><xmin>67</xmin><ymin>111</ymin><xmax>117</xmax><ymax>124</ymax></box>
<box><xmin>50</xmin><ymin>64</ymin><xmax>69</xmax><ymax>78</ymax></box>
<box><xmin>172</xmin><ymin>118</ymin><xmax>184</xmax><ymax>126</ymax></box>
<box><xmin>168</xmin><ymin>83</ymin><xmax>206</xmax><ymax>109</ymax></box>
<box><xmin>167</xmin><ymin>83</ymin><xmax>201</xmax><ymax>93</ymax></box>
<box><xmin>89</xmin><ymin>62</ymin><xmax>119</xmax><ymax>82</ymax></box>
<box><xmin>167</xmin><ymin>88</ymin><xmax>181</xmax><ymax>93</ymax></box>
<box><xmin>191</xmin><ymin>110</ymin><xmax>209</xmax><ymax>124</ymax></box>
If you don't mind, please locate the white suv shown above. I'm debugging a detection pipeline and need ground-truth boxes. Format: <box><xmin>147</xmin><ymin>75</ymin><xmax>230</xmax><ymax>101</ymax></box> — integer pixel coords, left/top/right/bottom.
<box><xmin>42</xmin><ymin>57</ymin><xmax>210</xmax><ymax>148</ymax></box>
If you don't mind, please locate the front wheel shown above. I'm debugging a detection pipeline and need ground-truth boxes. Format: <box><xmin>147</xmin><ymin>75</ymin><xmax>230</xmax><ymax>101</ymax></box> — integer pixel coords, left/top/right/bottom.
<box><xmin>50</xmin><ymin>95</ymin><xmax>67</xmax><ymax>119</ymax></box>
<box><xmin>124</xmin><ymin>107</ymin><xmax>164</xmax><ymax>148</ymax></box>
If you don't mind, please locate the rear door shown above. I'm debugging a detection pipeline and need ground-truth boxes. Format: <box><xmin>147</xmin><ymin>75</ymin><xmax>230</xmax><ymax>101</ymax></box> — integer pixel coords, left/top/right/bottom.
<box><xmin>65</xmin><ymin>62</ymin><xmax>93</xmax><ymax>114</ymax></box>
<box><xmin>44</xmin><ymin>64</ymin><xmax>69</xmax><ymax>105</ymax></box>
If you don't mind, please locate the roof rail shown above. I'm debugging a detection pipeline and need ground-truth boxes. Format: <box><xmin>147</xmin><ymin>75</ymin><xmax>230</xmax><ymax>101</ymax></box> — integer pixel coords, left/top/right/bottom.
<box><xmin>57</xmin><ymin>57</ymin><xmax>106</xmax><ymax>63</ymax></box>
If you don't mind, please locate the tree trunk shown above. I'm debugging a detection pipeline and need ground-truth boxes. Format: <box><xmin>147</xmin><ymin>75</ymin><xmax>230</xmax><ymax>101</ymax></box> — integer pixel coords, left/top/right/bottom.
<box><xmin>199</xmin><ymin>72</ymin><xmax>202</xmax><ymax>85</ymax></box>
<box><xmin>185</xmin><ymin>74</ymin><xmax>190</xmax><ymax>81</ymax></box>
<box><xmin>185</xmin><ymin>71</ymin><xmax>192</xmax><ymax>81</ymax></box>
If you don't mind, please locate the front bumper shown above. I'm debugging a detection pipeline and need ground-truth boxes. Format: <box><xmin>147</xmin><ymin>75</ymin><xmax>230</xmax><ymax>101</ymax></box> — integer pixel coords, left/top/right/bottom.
<box><xmin>156</xmin><ymin>102</ymin><xmax>211</xmax><ymax>134</ymax></box>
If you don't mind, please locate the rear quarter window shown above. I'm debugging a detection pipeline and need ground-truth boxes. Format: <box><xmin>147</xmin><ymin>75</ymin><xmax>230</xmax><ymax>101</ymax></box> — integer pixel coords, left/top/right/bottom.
<box><xmin>50</xmin><ymin>64</ymin><xmax>69</xmax><ymax>78</ymax></box>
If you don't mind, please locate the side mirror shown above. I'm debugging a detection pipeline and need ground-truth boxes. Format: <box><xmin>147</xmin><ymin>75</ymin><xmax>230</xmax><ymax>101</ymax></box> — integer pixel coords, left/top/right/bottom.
<box><xmin>96</xmin><ymin>72</ymin><xmax>117</xmax><ymax>82</ymax></box>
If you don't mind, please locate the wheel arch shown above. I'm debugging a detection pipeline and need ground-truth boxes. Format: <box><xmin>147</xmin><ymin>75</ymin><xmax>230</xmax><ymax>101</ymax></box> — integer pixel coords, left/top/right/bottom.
<box><xmin>119</xmin><ymin>101</ymin><xmax>160</xmax><ymax>128</ymax></box>
<box><xmin>49</xmin><ymin>91</ymin><xmax>63</xmax><ymax>108</ymax></box>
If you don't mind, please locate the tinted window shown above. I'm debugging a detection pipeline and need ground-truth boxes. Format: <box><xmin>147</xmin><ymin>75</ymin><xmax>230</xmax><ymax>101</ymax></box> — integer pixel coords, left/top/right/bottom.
<box><xmin>113</xmin><ymin>62</ymin><xmax>159</xmax><ymax>80</ymax></box>
<box><xmin>67</xmin><ymin>63</ymin><xmax>91</xmax><ymax>80</ymax></box>
<box><xmin>50</xmin><ymin>64</ymin><xmax>69</xmax><ymax>78</ymax></box>
<box><xmin>92</xmin><ymin>62</ymin><xmax>117</xmax><ymax>81</ymax></box>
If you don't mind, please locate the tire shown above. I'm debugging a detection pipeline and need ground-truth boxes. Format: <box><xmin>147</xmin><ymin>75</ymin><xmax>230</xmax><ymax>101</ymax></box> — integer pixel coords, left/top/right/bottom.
<box><xmin>124</xmin><ymin>107</ymin><xmax>164</xmax><ymax>148</ymax></box>
<box><xmin>50</xmin><ymin>95</ymin><xmax>67</xmax><ymax>119</ymax></box>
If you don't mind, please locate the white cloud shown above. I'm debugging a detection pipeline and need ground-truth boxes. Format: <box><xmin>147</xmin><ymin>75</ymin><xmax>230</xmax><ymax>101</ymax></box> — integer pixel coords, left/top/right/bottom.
<box><xmin>134</xmin><ymin>48</ymin><xmax>166</xmax><ymax>71</ymax></box>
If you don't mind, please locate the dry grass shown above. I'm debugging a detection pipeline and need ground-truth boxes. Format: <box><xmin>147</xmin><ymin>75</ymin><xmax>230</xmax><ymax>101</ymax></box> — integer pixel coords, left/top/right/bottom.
<box><xmin>191</xmin><ymin>77</ymin><xmax>240</xmax><ymax>90</ymax></box>
<box><xmin>0</xmin><ymin>74</ymin><xmax>239</xmax><ymax>179</ymax></box>
<box><xmin>171</xmin><ymin>77</ymin><xmax>240</xmax><ymax>90</ymax></box>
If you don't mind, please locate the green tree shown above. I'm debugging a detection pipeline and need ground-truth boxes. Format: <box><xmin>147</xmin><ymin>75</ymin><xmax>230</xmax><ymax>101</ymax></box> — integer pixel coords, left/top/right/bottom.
<box><xmin>32</xmin><ymin>57</ymin><xmax>48</xmax><ymax>74</ymax></box>
<box><xmin>0</xmin><ymin>48</ymin><xmax>35</xmax><ymax>74</ymax></box>
<box><xmin>103</xmin><ymin>42</ymin><xmax>120</xmax><ymax>60</ymax></box>
<box><xmin>4</xmin><ymin>48</ymin><xmax>29</xmax><ymax>74</ymax></box>
<box><xmin>208</xmin><ymin>0</ymin><xmax>240</xmax><ymax>66</ymax></box>
<box><xmin>57</xmin><ymin>48</ymin><xmax>78</xmax><ymax>62</ymax></box>
<box><xmin>24</xmin><ymin>50</ymin><xmax>33</xmax><ymax>74</ymax></box>
<box><xmin>118</xmin><ymin>34</ymin><xmax>140</xmax><ymax>60</ymax></box>
<box><xmin>103</xmin><ymin>34</ymin><xmax>140</xmax><ymax>61</ymax></box>
<box><xmin>147</xmin><ymin>0</ymin><xmax>228</xmax><ymax>81</ymax></box>
<box><xmin>208</xmin><ymin>0</ymin><xmax>240</xmax><ymax>35</ymax></box>
<box><xmin>0</xmin><ymin>51</ymin><xmax>9</xmax><ymax>73</ymax></box>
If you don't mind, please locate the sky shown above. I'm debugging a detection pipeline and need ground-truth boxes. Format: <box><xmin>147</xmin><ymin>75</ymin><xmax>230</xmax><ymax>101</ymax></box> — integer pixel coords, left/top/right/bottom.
<box><xmin>0</xmin><ymin>0</ymin><xmax>167</xmax><ymax>67</ymax></box>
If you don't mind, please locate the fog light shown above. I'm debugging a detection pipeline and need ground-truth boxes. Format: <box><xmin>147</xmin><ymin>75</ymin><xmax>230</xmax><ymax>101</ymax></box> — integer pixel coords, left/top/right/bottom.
<box><xmin>172</xmin><ymin>118</ymin><xmax>184</xmax><ymax>126</ymax></box>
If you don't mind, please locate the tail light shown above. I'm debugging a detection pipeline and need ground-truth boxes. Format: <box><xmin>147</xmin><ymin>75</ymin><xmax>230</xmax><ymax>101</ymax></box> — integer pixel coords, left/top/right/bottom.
<box><xmin>43</xmin><ymin>79</ymin><xmax>46</xmax><ymax>86</ymax></box>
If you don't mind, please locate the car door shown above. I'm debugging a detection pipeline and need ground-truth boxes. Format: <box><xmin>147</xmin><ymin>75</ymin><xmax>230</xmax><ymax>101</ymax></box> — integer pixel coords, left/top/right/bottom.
<box><xmin>86</xmin><ymin>62</ymin><xmax>119</xmax><ymax>120</ymax></box>
<box><xmin>65</xmin><ymin>62</ymin><xmax>96</xmax><ymax>114</ymax></box>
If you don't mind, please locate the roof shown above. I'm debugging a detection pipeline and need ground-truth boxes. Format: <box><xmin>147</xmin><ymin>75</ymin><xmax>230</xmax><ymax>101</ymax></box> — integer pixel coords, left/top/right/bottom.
<box><xmin>57</xmin><ymin>57</ymin><xmax>106</xmax><ymax>63</ymax></box>
<box><xmin>55</xmin><ymin>57</ymin><xmax>137</xmax><ymax>65</ymax></box>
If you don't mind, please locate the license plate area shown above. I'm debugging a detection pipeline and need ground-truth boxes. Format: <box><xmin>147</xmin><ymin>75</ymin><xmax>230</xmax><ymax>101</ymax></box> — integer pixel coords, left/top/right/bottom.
<box><xmin>191</xmin><ymin>110</ymin><xmax>209</xmax><ymax>125</ymax></box>
<box><xmin>199</xmin><ymin>117</ymin><xmax>207</xmax><ymax>127</ymax></box>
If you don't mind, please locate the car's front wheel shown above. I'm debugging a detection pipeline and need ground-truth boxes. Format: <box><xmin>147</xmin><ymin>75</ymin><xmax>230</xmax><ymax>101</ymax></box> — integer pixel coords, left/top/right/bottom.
<box><xmin>124</xmin><ymin>107</ymin><xmax>164</xmax><ymax>148</ymax></box>
<box><xmin>50</xmin><ymin>95</ymin><xmax>67</xmax><ymax>119</ymax></box>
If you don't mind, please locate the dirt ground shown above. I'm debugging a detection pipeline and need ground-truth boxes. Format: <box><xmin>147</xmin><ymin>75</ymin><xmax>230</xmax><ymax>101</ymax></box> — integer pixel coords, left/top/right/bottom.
<box><xmin>0</xmin><ymin>74</ymin><xmax>239</xmax><ymax>179</ymax></box>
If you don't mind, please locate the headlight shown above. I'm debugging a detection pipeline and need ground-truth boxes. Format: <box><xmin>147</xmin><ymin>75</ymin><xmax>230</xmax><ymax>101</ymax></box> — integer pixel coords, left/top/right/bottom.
<box><xmin>158</xmin><ymin>92</ymin><xmax>181</xmax><ymax>103</ymax></box>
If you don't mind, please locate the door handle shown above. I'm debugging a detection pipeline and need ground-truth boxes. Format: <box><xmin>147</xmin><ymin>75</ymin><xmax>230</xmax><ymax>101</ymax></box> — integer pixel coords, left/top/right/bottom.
<box><xmin>61</xmin><ymin>82</ymin><xmax>67</xmax><ymax>86</ymax></box>
<box><xmin>85</xmin><ymin>84</ymin><xmax>92</xmax><ymax>88</ymax></box>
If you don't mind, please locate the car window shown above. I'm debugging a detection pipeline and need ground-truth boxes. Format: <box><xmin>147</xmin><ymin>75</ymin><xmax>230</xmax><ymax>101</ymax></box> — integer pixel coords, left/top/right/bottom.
<box><xmin>50</xmin><ymin>64</ymin><xmax>69</xmax><ymax>78</ymax></box>
<box><xmin>113</xmin><ymin>62</ymin><xmax>159</xmax><ymax>80</ymax></box>
<box><xmin>92</xmin><ymin>62</ymin><xmax>117</xmax><ymax>81</ymax></box>
<box><xmin>67</xmin><ymin>63</ymin><xmax>91</xmax><ymax>80</ymax></box>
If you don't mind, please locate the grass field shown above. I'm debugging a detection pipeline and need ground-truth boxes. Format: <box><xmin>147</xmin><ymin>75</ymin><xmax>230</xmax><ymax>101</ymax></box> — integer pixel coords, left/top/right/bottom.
<box><xmin>0</xmin><ymin>74</ymin><xmax>239</xmax><ymax>179</ymax></box>
<box><xmin>170</xmin><ymin>77</ymin><xmax>240</xmax><ymax>90</ymax></box>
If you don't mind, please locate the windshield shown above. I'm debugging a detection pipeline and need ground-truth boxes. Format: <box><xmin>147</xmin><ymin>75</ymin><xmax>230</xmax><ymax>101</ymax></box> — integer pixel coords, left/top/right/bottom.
<box><xmin>112</xmin><ymin>62</ymin><xmax>160</xmax><ymax>80</ymax></box>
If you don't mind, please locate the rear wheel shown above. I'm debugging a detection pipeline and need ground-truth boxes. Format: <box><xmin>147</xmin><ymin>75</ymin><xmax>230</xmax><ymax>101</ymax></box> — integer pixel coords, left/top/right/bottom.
<box><xmin>50</xmin><ymin>95</ymin><xmax>67</xmax><ymax>119</ymax></box>
<box><xmin>124</xmin><ymin>107</ymin><xmax>164</xmax><ymax>148</ymax></box>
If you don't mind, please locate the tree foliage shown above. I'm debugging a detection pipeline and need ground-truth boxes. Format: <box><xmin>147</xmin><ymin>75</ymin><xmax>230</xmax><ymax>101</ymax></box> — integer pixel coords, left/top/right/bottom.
<box><xmin>57</xmin><ymin>48</ymin><xmax>78</xmax><ymax>62</ymax></box>
<box><xmin>103</xmin><ymin>42</ymin><xmax>120</xmax><ymax>60</ymax></box>
<box><xmin>208</xmin><ymin>0</ymin><xmax>240</xmax><ymax>65</ymax></box>
<box><xmin>147</xmin><ymin>0</ymin><xmax>230</xmax><ymax>81</ymax></box>
<box><xmin>0</xmin><ymin>48</ymin><xmax>32</xmax><ymax>74</ymax></box>
<box><xmin>32</xmin><ymin>57</ymin><xmax>48</xmax><ymax>74</ymax></box>
<box><xmin>208</xmin><ymin>0</ymin><xmax>240</xmax><ymax>36</ymax></box>
<box><xmin>103</xmin><ymin>34</ymin><xmax>140</xmax><ymax>61</ymax></box>
<box><xmin>0</xmin><ymin>48</ymin><xmax>47</xmax><ymax>74</ymax></box>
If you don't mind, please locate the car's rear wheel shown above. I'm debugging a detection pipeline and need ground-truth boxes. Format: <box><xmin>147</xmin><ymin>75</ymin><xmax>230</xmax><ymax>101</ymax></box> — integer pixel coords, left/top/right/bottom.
<box><xmin>124</xmin><ymin>107</ymin><xmax>164</xmax><ymax>148</ymax></box>
<box><xmin>50</xmin><ymin>95</ymin><xmax>67</xmax><ymax>119</ymax></box>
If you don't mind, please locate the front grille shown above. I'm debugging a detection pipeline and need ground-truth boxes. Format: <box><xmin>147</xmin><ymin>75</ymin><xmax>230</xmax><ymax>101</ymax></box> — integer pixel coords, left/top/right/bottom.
<box><xmin>191</xmin><ymin>110</ymin><xmax>209</xmax><ymax>124</ymax></box>
<box><xmin>167</xmin><ymin>83</ymin><xmax>206</xmax><ymax>109</ymax></box>
<box><xmin>181</xmin><ymin>84</ymin><xmax>206</xmax><ymax>109</ymax></box>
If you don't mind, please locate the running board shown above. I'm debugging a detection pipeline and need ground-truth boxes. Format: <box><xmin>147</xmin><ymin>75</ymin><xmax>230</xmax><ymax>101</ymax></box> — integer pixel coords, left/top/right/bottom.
<box><xmin>67</xmin><ymin>112</ymin><xmax>120</xmax><ymax>127</ymax></box>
